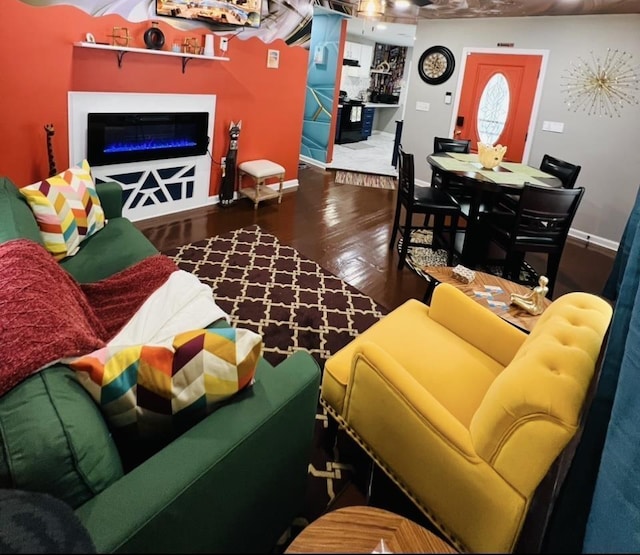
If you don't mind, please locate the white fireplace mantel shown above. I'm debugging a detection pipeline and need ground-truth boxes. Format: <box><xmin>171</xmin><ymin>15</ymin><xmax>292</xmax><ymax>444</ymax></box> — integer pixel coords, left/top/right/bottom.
<box><xmin>68</xmin><ymin>91</ymin><xmax>216</xmax><ymax>222</ymax></box>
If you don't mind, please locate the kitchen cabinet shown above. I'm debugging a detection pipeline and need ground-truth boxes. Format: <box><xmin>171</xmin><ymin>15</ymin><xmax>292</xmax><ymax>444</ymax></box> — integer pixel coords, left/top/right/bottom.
<box><xmin>361</xmin><ymin>107</ymin><xmax>375</xmax><ymax>139</ymax></box>
<box><xmin>360</xmin><ymin>43</ymin><xmax>374</xmax><ymax>75</ymax></box>
<box><xmin>343</xmin><ymin>40</ymin><xmax>373</xmax><ymax>78</ymax></box>
<box><xmin>344</xmin><ymin>41</ymin><xmax>361</xmax><ymax>63</ymax></box>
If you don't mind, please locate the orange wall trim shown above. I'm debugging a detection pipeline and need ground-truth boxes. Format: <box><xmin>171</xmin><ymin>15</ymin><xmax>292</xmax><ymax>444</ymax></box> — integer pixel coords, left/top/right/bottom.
<box><xmin>0</xmin><ymin>0</ymin><xmax>309</xmax><ymax>197</ymax></box>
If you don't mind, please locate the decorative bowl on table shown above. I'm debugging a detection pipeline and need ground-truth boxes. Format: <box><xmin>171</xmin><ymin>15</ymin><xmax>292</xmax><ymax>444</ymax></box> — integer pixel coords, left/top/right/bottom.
<box><xmin>478</xmin><ymin>142</ymin><xmax>507</xmax><ymax>169</ymax></box>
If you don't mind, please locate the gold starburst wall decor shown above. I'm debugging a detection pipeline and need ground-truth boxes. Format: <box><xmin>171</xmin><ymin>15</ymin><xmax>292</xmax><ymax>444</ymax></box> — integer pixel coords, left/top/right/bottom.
<box><xmin>561</xmin><ymin>49</ymin><xmax>640</xmax><ymax>118</ymax></box>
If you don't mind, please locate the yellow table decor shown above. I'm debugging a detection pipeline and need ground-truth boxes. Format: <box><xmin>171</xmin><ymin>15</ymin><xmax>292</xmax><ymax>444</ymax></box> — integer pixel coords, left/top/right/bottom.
<box><xmin>478</xmin><ymin>142</ymin><xmax>507</xmax><ymax>169</ymax></box>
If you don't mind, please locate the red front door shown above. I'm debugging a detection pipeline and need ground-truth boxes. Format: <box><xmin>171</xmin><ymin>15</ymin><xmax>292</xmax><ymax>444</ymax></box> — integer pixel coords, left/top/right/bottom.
<box><xmin>454</xmin><ymin>52</ymin><xmax>542</xmax><ymax>162</ymax></box>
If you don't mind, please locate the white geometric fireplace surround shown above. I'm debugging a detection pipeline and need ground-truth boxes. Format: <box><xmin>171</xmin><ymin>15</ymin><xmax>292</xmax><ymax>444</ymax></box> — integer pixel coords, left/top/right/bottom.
<box><xmin>68</xmin><ymin>92</ymin><xmax>215</xmax><ymax>222</ymax></box>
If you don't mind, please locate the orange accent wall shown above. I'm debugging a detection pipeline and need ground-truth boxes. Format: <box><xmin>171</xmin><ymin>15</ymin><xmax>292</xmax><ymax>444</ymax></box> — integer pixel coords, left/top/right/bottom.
<box><xmin>0</xmin><ymin>0</ymin><xmax>309</xmax><ymax>197</ymax></box>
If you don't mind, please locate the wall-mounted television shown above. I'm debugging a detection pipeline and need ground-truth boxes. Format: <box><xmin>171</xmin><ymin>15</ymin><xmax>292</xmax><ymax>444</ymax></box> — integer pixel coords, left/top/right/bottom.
<box><xmin>156</xmin><ymin>0</ymin><xmax>263</xmax><ymax>29</ymax></box>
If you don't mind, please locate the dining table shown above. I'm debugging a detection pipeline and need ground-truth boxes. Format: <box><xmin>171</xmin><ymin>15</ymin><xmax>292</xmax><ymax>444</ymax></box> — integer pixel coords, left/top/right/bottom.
<box><xmin>426</xmin><ymin>151</ymin><xmax>563</xmax><ymax>268</ymax></box>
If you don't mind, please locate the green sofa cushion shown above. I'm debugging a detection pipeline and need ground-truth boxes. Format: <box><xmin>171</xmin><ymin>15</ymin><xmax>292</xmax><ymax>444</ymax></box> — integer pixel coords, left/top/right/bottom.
<box><xmin>0</xmin><ymin>177</ymin><xmax>43</xmax><ymax>246</ymax></box>
<box><xmin>0</xmin><ymin>366</ymin><xmax>124</xmax><ymax>509</ymax></box>
<box><xmin>60</xmin><ymin>218</ymin><xmax>159</xmax><ymax>283</ymax></box>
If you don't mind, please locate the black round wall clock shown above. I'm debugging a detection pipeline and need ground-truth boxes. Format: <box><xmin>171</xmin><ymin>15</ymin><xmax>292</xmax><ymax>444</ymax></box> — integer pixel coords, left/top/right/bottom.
<box><xmin>418</xmin><ymin>46</ymin><xmax>455</xmax><ymax>85</ymax></box>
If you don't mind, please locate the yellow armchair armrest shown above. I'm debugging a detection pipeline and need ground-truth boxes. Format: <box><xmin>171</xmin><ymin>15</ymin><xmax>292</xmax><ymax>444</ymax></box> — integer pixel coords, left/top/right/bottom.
<box><xmin>344</xmin><ymin>341</ymin><xmax>477</xmax><ymax>458</ymax></box>
<box><xmin>429</xmin><ymin>283</ymin><xmax>527</xmax><ymax>367</ymax></box>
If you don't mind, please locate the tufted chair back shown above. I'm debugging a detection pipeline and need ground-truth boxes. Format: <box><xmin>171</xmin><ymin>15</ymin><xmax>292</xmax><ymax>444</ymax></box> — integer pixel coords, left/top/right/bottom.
<box><xmin>471</xmin><ymin>293</ymin><xmax>611</xmax><ymax>495</ymax></box>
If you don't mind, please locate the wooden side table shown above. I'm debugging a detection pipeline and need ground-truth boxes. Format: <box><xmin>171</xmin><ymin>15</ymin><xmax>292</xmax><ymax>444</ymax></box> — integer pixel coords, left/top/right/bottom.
<box><xmin>284</xmin><ymin>506</ymin><xmax>457</xmax><ymax>554</ymax></box>
<box><xmin>422</xmin><ymin>266</ymin><xmax>552</xmax><ymax>333</ymax></box>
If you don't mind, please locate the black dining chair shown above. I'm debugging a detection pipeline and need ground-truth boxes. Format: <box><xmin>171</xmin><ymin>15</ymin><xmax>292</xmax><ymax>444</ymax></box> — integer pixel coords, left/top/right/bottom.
<box><xmin>390</xmin><ymin>145</ymin><xmax>461</xmax><ymax>269</ymax></box>
<box><xmin>480</xmin><ymin>184</ymin><xmax>585</xmax><ymax>297</ymax></box>
<box><xmin>540</xmin><ymin>154</ymin><xmax>582</xmax><ymax>189</ymax></box>
<box><xmin>499</xmin><ymin>153</ymin><xmax>582</xmax><ymax>212</ymax></box>
<box><xmin>431</xmin><ymin>137</ymin><xmax>472</xmax><ymax>189</ymax></box>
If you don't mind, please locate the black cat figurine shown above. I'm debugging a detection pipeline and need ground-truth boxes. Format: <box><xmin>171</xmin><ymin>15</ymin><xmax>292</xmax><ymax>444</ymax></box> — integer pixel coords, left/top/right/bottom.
<box><xmin>219</xmin><ymin>120</ymin><xmax>241</xmax><ymax>207</ymax></box>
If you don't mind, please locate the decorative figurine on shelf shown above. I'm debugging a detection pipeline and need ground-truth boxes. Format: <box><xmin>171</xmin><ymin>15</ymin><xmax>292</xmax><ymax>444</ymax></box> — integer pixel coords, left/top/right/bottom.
<box><xmin>44</xmin><ymin>123</ymin><xmax>57</xmax><ymax>178</ymax></box>
<box><xmin>108</xmin><ymin>26</ymin><xmax>131</xmax><ymax>47</ymax></box>
<box><xmin>219</xmin><ymin>120</ymin><xmax>242</xmax><ymax>207</ymax></box>
<box><xmin>510</xmin><ymin>275</ymin><xmax>549</xmax><ymax>315</ymax></box>
<box><xmin>144</xmin><ymin>21</ymin><xmax>165</xmax><ymax>50</ymax></box>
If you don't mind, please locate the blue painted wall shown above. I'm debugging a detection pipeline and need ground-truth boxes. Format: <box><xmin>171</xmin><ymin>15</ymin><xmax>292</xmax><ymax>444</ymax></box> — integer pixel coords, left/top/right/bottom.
<box><xmin>301</xmin><ymin>11</ymin><xmax>345</xmax><ymax>164</ymax></box>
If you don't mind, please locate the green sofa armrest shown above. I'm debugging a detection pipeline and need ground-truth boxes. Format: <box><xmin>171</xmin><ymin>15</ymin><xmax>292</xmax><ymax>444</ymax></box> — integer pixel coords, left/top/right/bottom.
<box><xmin>96</xmin><ymin>182</ymin><xmax>123</xmax><ymax>219</ymax></box>
<box><xmin>74</xmin><ymin>350</ymin><xmax>321</xmax><ymax>554</ymax></box>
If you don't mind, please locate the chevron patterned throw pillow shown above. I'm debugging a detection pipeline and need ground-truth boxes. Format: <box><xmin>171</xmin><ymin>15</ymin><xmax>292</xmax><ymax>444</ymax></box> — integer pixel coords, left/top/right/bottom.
<box><xmin>67</xmin><ymin>326</ymin><xmax>263</xmax><ymax>439</ymax></box>
<box><xmin>20</xmin><ymin>160</ymin><xmax>105</xmax><ymax>260</ymax></box>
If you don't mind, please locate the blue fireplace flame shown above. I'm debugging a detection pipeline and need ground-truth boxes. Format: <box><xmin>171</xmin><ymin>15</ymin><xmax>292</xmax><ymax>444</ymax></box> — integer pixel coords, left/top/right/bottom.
<box><xmin>104</xmin><ymin>138</ymin><xmax>198</xmax><ymax>154</ymax></box>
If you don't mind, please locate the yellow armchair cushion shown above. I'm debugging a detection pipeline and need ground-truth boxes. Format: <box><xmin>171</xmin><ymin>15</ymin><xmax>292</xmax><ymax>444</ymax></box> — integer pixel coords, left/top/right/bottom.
<box><xmin>428</xmin><ymin>282</ymin><xmax>527</xmax><ymax>367</ymax></box>
<box><xmin>323</xmin><ymin>295</ymin><xmax>523</xmax><ymax>428</ymax></box>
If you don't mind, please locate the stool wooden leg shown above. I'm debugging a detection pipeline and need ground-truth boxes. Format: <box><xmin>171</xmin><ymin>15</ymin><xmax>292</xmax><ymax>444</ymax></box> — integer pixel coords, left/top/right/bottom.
<box><xmin>278</xmin><ymin>173</ymin><xmax>283</xmax><ymax>204</ymax></box>
<box><xmin>254</xmin><ymin>179</ymin><xmax>261</xmax><ymax>210</ymax></box>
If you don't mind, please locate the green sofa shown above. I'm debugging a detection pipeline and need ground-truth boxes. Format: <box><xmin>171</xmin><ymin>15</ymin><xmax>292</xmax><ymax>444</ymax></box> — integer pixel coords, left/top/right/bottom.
<box><xmin>0</xmin><ymin>176</ymin><xmax>322</xmax><ymax>553</ymax></box>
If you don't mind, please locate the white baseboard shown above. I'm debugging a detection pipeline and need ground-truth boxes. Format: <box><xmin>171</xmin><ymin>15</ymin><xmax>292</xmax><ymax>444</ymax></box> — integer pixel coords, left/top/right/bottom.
<box><xmin>416</xmin><ymin>181</ymin><xmax>618</xmax><ymax>252</ymax></box>
<box><xmin>130</xmin><ymin>179</ymin><xmax>298</xmax><ymax>222</ymax></box>
<box><xmin>568</xmin><ymin>228</ymin><xmax>618</xmax><ymax>252</ymax></box>
<box><xmin>300</xmin><ymin>155</ymin><xmax>327</xmax><ymax>170</ymax></box>
<box><xmin>299</xmin><ymin>165</ymin><xmax>619</xmax><ymax>253</ymax></box>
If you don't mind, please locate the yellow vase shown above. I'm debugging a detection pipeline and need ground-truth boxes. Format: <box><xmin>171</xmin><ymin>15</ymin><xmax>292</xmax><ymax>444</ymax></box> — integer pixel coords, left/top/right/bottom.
<box><xmin>478</xmin><ymin>142</ymin><xmax>507</xmax><ymax>169</ymax></box>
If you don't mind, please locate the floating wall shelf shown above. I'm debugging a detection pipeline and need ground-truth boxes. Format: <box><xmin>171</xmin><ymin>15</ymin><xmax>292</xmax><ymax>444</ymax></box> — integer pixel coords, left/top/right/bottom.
<box><xmin>73</xmin><ymin>41</ymin><xmax>230</xmax><ymax>73</ymax></box>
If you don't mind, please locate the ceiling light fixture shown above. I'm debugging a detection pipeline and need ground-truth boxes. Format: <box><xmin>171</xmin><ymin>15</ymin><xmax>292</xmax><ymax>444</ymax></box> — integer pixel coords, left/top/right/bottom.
<box><xmin>357</xmin><ymin>0</ymin><xmax>386</xmax><ymax>19</ymax></box>
<box><xmin>561</xmin><ymin>49</ymin><xmax>640</xmax><ymax>118</ymax></box>
<box><xmin>393</xmin><ymin>0</ymin><xmax>411</xmax><ymax>9</ymax></box>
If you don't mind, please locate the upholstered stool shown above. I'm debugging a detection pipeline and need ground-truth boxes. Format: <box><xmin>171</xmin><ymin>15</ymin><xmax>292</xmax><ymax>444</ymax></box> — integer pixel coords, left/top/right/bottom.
<box><xmin>237</xmin><ymin>159</ymin><xmax>285</xmax><ymax>209</ymax></box>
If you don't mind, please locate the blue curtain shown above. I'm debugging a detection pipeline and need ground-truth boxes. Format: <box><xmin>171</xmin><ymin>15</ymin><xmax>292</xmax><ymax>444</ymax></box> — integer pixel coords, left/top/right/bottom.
<box><xmin>583</xmin><ymin>185</ymin><xmax>640</xmax><ymax>551</ymax></box>
<box><xmin>544</xmin><ymin>185</ymin><xmax>640</xmax><ymax>552</ymax></box>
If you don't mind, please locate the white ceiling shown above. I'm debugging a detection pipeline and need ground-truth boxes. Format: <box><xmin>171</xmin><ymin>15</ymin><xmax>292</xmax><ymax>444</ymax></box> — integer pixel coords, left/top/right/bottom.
<box><xmin>346</xmin><ymin>17</ymin><xmax>416</xmax><ymax>47</ymax></box>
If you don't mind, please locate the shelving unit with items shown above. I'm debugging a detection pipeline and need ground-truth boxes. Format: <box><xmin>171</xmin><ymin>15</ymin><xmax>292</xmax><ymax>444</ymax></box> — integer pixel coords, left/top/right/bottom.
<box><xmin>368</xmin><ymin>43</ymin><xmax>407</xmax><ymax>104</ymax></box>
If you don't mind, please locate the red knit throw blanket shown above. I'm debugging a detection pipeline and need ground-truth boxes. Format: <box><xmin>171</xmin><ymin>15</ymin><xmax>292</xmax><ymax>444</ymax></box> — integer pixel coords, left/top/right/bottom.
<box><xmin>0</xmin><ymin>239</ymin><xmax>178</xmax><ymax>396</ymax></box>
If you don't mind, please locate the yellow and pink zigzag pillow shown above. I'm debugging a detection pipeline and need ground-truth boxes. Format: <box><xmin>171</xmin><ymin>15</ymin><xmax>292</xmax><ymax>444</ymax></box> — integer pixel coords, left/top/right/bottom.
<box><xmin>20</xmin><ymin>160</ymin><xmax>105</xmax><ymax>260</ymax></box>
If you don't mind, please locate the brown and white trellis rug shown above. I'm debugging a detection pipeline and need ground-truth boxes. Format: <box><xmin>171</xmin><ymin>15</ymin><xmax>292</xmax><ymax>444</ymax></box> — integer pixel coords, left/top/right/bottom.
<box><xmin>164</xmin><ymin>225</ymin><xmax>388</xmax><ymax>534</ymax></box>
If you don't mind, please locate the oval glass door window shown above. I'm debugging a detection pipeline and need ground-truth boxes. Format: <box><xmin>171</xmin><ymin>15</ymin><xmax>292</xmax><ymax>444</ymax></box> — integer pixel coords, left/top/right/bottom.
<box><xmin>477</xmin><ymin>73</ymin><xmax>510</xmax><ymax>145</ymax></box>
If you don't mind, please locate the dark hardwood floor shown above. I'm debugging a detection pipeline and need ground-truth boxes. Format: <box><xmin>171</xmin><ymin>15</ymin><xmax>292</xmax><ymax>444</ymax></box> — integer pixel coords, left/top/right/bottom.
<box><xmin>135</xmin><ymin>164</ymin><xmax>619</xmax><ymax>544</ymax></box>
<box><xmin>136</xmin><ymin>164</ymin><xmax>615</xmax><ymax>310</ymax></box>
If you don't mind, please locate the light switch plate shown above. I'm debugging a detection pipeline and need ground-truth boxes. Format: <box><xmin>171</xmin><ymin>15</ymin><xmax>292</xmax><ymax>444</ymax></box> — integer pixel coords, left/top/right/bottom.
<box><xmin>542</xmin><ymin>120</ymin><xmax>564</xmax><ymax>133</ymax></box>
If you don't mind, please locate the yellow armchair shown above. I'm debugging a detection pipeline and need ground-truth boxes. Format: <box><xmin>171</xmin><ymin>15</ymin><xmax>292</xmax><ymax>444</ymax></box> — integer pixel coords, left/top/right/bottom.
<box><xmin>320</xmin><ymin>283</ymin><xmax>612</xmax><ymax>553</ymax></box>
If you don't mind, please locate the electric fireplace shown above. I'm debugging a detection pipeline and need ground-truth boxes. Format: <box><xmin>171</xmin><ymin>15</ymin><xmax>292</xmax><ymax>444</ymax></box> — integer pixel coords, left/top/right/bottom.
<box><xmin>87</xmin><ymin>112</ymin><xmax>210</xmax><ymax>166</ymax></box>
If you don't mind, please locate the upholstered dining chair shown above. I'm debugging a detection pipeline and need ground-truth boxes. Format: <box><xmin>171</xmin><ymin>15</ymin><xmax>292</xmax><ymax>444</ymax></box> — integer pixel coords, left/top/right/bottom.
<box><xmin>480</xmin><ymin>184</ymin><xmax>584</xmax><ymax>298</ymax></box>
<box><xmin>320</xmin><ymin>282</ymin><xmax>612</xmax><ymax>554</ymax></box>
<box><xmin>389</xmin><ymin>145</ymin><xmax>460</xmax><ymax>269</ymax></box>
<box><xmin>540</xmin><ymin>154</ymin><xmax>582</xmax><ymax>189</ymax></box>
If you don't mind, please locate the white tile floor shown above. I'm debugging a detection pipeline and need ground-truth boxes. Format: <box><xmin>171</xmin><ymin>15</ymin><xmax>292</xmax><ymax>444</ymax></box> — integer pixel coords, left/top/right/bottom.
<box><xmin>327</xmin><ymin>131</ymin><xmax>398</xmax><ymax>177</ymax></box>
